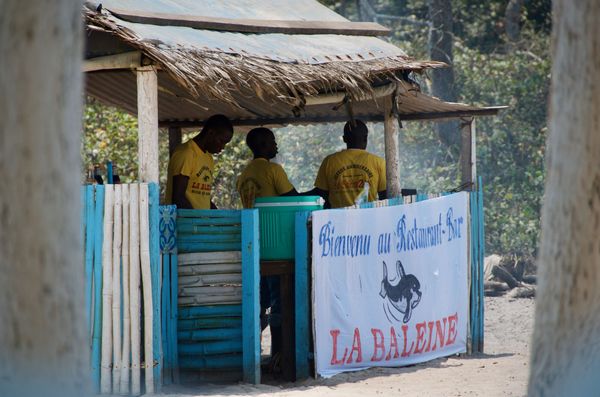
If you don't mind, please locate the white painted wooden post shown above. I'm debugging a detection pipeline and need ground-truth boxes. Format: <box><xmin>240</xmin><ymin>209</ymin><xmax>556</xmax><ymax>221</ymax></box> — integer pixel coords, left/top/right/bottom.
<box><xmin>137</xmin><ymin>66</ymin><xmax>159</xmax><ymax>183</ymax></box>
<box><xmin>460</xmin><ymin>117</ymin><xmax>476</xmax><ymax>190</ymax></box>
<box><xmin>0</xmin><ymin>2</ymin><xmax>86</xmax><ymax>396</ymax></box>
<box><xmin>384</xmin><ymin>95</ymin><xmax>401</xmax><ymax>198</ymax></box>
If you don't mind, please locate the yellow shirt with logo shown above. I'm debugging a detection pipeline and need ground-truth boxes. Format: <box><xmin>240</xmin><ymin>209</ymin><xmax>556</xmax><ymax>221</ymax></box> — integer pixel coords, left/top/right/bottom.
<box><xmin>236</xmin><ymin>158</ymin><xmax>294</xmax><ymax>208</ymax></box>
<box><xmin>166</xmin><ymin>140</ymin><xmax>214</xmax><ymax>209</ymax></box>
<box><xmin>314</xmin><ymin>149</ymin><xmax>386</xmax><ymax>208</ymax></box>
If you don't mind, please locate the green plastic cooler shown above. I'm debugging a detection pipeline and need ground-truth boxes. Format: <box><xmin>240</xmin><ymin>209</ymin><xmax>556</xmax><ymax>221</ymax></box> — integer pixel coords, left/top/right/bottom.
<box><xmin>254</xmin><ymin>196</ymin><xmax>323</xmax><ymax>260</ymax></box>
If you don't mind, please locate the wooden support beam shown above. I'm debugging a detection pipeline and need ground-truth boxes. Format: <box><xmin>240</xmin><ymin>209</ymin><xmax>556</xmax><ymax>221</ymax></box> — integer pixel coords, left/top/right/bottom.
<box><xmin>460</xmin><ymin>118</ymin><xmax>476</xmax><ymax>190</ymax></box>
<box><xmin>83</xmin><ymin>51</ymin><xmax>142</xmax><ymax>72</ymax></box>
<box><xmin>384</xmin><ymin>95</ymin><xmax>401</xmax><ymax>199</ymax></box>
<box><xmin>137</xmin><ymin>66</ymin><xmax>159</xmax><ymax>183</ymax></box>
<box><xmin>158</xmin><ymin>106</ymin><xmax>505</xmax><ymax>129</ymax></box>
<box><xmin>105</xmin><ymin>7</ymin><xmax>391</xmax><ymax>36</ymax></box>
<box><xmin>168</xmin><ymin>126</ymin><xmax>182</xmax><ymax>157</ymax></box>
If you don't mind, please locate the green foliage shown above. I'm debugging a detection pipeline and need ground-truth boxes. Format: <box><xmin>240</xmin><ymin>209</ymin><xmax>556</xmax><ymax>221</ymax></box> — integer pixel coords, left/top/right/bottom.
<box><xmin>82</xmin><ymin>97</ymin><xmax>170</xmax><ymax>193</ymax></box>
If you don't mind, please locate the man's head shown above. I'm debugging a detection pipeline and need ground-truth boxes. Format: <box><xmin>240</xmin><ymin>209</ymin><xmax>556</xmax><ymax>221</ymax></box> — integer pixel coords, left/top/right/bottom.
<box><xmin>343</xmin><ymin>119</ymin><xmax>369</xmax><ymax>150</ymax></box>
<box><xmin>197</xmin><ymin>114</ymin><xmax>234</xmax><ymax>154</ymax></box>
<box><xmin>246</xmin><ymin>127</ymin><xmax>278</xmax><ymax>159</ymax></box>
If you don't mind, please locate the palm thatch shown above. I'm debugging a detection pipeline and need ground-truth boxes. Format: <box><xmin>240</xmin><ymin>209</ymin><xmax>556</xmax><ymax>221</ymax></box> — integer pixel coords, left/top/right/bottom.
<box><xmin>84</xmin><ymin>7</ymin><xmax>446</xmax><ymax>109</ymax></box>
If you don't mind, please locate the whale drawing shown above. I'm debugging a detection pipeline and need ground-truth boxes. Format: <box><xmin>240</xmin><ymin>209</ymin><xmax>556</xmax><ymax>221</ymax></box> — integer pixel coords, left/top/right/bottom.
<box><xmin>379</xmin><ymin>260</ymin><xmax>422</xmax><ymax>323</ymax></box>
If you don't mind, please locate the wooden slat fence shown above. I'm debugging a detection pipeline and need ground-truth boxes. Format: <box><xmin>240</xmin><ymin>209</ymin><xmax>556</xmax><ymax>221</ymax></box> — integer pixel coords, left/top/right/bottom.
<box><xmin>82</xmin><ymin>183</ymin><xmax>161</xmax><ymax>396</ymax></box>
<box><xmin>173</xmin><ymin>209</ymin><xmax>260</xmax><ymax>384</ymax></box>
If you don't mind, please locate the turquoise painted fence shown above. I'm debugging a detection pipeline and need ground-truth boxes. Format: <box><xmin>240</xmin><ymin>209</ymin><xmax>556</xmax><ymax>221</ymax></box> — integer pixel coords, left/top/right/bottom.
<box><xmin>172</xmin><ymin>209</ymin><xmax>260</xmax><ymax>384</ymax></box>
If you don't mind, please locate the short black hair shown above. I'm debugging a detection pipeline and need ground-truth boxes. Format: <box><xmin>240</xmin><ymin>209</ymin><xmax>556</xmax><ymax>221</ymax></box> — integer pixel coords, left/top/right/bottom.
<box><xmin>343</xmin><ymin>119</ymin><xmax>368</xmax><ymax>137</ymax></box>
<box><xmin>246</xmin><ymin>127</ymin><xmax>273</xmax><ymax>153</ymax></box>
<box><xmin>202</xmin><ymin>114</ymin><xmax>234</xmax><ymax>134</ymax></box>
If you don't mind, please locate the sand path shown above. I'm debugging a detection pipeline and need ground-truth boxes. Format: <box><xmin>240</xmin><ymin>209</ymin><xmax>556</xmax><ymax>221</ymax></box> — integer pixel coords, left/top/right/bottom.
<box><xmin>163</xmin><ymin>296</ymin><xmax>535</xmax><ymax>397</ymax></box>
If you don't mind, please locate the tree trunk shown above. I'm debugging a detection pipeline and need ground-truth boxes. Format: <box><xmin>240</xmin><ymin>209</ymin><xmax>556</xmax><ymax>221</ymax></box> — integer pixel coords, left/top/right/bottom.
<box><xmin>505</xmin><ymin>0</ymin><xmax>524</xmax><ymax>44</ymax></box>
<box><xmin>0</xmin><ymin>2</ymin><xmax>86</xmax><ymax>396</ymax></box>
<box><xmin>427</xmin><ymin>0</ymin><xmax>459</xmax><ymax>149</ymax></box>
<box><xmin>528</xmin><ymin>1</ymin><xmax>600</xmax><ymax>395</ymax></box>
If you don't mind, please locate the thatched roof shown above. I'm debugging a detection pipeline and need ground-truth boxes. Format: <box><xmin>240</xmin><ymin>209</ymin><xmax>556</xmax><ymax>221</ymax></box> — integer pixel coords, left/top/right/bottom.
<box><xmin>84</xmin><ymin>0</ymin><xmax>502</xmax><ymax>127</ymax></box>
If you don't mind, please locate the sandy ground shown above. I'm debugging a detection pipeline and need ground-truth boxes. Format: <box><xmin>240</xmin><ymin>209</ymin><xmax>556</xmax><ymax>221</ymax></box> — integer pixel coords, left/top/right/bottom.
<box><xmin>163</xmin><ymin>296</ymin><xmax>535</xmax><ymax>397</ymax></box>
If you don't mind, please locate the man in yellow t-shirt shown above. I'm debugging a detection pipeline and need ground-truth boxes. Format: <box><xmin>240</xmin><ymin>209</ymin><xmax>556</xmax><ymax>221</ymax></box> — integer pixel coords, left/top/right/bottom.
<box><xmin>237</xmin><ymin>127</ymin><xmax>298</xmax><ymax>365</ymax></box>
<box><xmin>166</xmin><ymin>114</ymin><xmax>234</xmax><ymax>209</ymax></box>
<box><xmin>236</xmin><ymin>127</ymin><xmax>298</xmax><ymax>208</ymax></box>
<box><xmin>314</xmin><ymin>120</ymin><xmax>387</xmax><ymax>208</ymax></box>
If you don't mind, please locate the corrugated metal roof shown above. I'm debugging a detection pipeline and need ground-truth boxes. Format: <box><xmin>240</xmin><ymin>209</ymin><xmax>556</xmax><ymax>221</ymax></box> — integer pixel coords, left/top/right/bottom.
<box><xmin>96</xmin><ymin>0</ymin><xmax>347</xmax><ymax>22</ymax></box>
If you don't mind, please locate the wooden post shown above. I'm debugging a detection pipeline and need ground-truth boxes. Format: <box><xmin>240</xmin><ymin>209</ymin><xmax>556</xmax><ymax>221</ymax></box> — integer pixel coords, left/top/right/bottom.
<box><xmin>241</xmin><ymin>209</ymin><xmax>260</xmax><ymax>384</ymax></box>
<box><xmin>294</xmin><ymin>211</ymin><xmax>311</xmax><ymax>380</ymax></box>
<box><xmin>168</xmin><ymin>126</ymin><xmax>182</xmax><ymax>156</ymax></box>
<box><xmin>384</xmin><ymin>95</ymin><xmax>401</xmax><ymax>198</ymax></box>
<box><xmin>460</xmin><ymin>117</ymin><xmax>476</xmax><ymax>190</ymax></box>
<box><xmin>137</xmin><ymin>66</ymin><xmax>159</xmax><ymax>183</ymax></box>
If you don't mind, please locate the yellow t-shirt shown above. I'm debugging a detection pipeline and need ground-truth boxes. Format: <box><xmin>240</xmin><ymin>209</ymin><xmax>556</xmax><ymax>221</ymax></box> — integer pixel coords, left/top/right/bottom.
<box><xmin>314</xmin><ymin>149</ymin><xmax>386</xmax><ymax>208</ymax></box>
<box><xmin>236</xmin><ymin>158</ymin><xmax>294</xmax><ymax>208</ymax></box>
<box><xmin>165</xmin><ymin>140</ymin><xmax>214</xmax><ymax>209</ymax></box>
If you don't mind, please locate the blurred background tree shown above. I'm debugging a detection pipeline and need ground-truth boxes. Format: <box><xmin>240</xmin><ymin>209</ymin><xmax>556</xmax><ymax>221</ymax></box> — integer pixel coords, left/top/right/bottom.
<box><xmin>81</xmin><ymin>0</ymin><xmax>550</xmax><ymax>257</ymax></box>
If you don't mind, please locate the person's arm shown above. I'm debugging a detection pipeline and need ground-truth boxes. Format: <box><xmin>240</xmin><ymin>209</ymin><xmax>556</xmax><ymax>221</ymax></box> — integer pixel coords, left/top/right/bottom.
<box><xmin>172</xmin><ymin>175</ymin><xmax>193</xmax><ymax>209</ymax></box>
<box><xmin>210</xmin><ymin>201</ymin><xmax>218</xmax><ymax>209</ymax></box>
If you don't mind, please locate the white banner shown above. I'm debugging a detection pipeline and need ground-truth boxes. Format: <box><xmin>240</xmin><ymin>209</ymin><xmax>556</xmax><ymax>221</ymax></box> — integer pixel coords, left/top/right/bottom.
<box><xmin>312</xmin><ymin>192</ymin><xmax>469</xmax><ymax>378</ymax></box>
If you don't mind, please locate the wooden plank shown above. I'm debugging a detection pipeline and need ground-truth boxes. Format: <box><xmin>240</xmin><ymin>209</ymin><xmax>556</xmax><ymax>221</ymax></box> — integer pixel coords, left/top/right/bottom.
<box><xmin>170</xmin><ymin>254</ymin><xmax>179</xmax><ymax>383</ymax></box>
<box><xmin>83</xmin><ymin>51</ymin><xmax>141</xmax><ymax>72</ymax></box>
<box><xmin>178</xmin><ymin>305</ymin><xmax>242</xmax><ymax>319</ymax></box>
<box><xmin>384</xmin><ymin>95</ymin><xmax>401</xmax><ymax>198</ymax></box>
<box><xmin>179</xmin><ymin>263</ymin><xmax>241</xmax><ymax>277</ymax></box>
<box><xmin>149</xmin><ymin>183</ymin><xmax>162</xmax><ymax>389</ymax></box>
<box><xmin>106</xmin><ymin>7</ymin><xmax>390</xmax><ymax>36</ymax></box>
<box><xmin>178</xmin><ymin>285</ymin><xmax>242</xmax><ymax>297</ymax></box>
<box><xmin>160</xmin><ymin>107</ymin><xmax>507</xmax><ymax>129</ymax></box>
<box><xmin>178</xmin><ymin>234</ymin><xmax>242</xmax><ymax>244</ymax></box>
<box><xmin>178</xmin><ymin>328</ymin><xmax>242</xmax><ymax>341</ymax></box>
<box><xmin>129</xmin><ymin>184</ymin><xmax>142</xmax><ymax>396</ymax></box>
<box><xmin>178</xmin><ymin>355</ymin><xmax>242</xmax><ymax>370</ymax></box>
<box><xmin>177</xmin><ymin>209</ymin><xmax>242</xmax><ymax>219</ymax></box>
<box><xmin>460</xmin><ymin>118</ymin><xmax>474</xmax><ymax>190</ymax></box>
<box><xmin>111</xmin><ymin>185</ymin><xmax>123</xmax><ymax>391</ymax></box>
<box><xmin>178</xmin><ymin>317</ymin><xmax>242</xmax><ymax>331</ymax></box>
<box><xmin>139</xmin><ymin>183</ymin><xmax>154</xmax><ymax>393</ymax></box>
<box><xmin>178</xmin><ymin>241</ymin><xmax>241</xmax><ymax>253</ymax></box>
<box><xmin>119</xmin><ymin>184</ymin><xmax>131</xmax><ymax>394</ymax></box>
<box><xmin>178</xmin><ymin>295</ymin><xmax>242</xmax><ymax>306</ymax></box>
<box><xmin>178</xmin><ymin>251</ymin><xmax>241</xmax><ymax>265</ymax></box>
<box><xmin>178</xmin><ymin>340</ymin><xmax>242</xmax><ymax>356</ymax></box>
<box><xmin>179</xmin><ymin>273</ymin><xmax>242</xmax><ymax>287</ymax></box>
<box><xmin>137</xmin><ymin>66</ymin><xmax>159</xmax><ymax>183</ymax></box>
<box><xmin>241</xmin><ymin>209</ymin><xmax>260</xmax><ymax>384</ymax></box>
<box><xmin>84</xmin><ymin>185</ymin><xmax>95</xmax><ymax>334</ymax></box>
<box><xmin>294</xmin><ymin>211</ymin><xmax>310</xmax><ymax>380</ymax></box>
<box><xmin>91</xmin><ymin>185</ymin><xmax>104</xmax><ymax>393</ymax></box>
<box><xmin>477</xmin><ymin>178</ymin><xmax>485</xmax><ymax>353</ymax></box>
<box><xmin>177</xmin><ymin>224</ymin><xmax>241</xmax><ymax>235</ymax></box>
<box><xmin>162</xmin><ymin>254</ymin><xmax>171</xmax><ymax>385</ymax></box>
<box><xmin>100</xmin><ymin>185</ymin><xmax>114</xmax><ymax>394</ymax></box>
<box><xmin>177</xmin><ymin>217</ymin><xmax>241</xmax><ymax>227</ymax></box>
